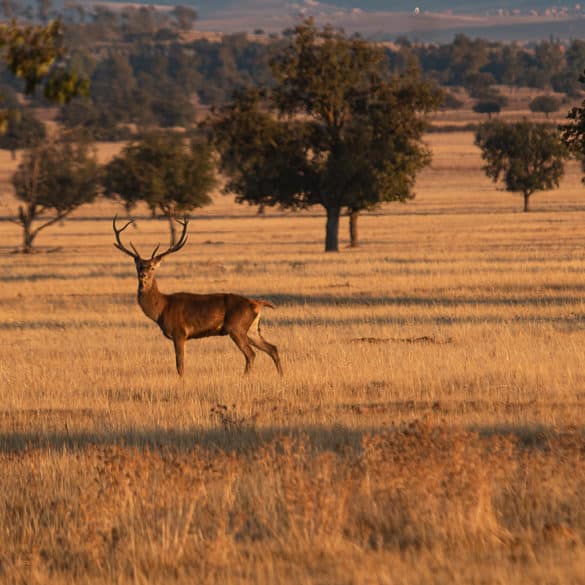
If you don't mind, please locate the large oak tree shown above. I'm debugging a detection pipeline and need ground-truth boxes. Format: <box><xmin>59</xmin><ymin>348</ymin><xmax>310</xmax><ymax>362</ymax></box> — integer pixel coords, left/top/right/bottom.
<box><xmin>211</xmin><ymin>20</ymin><xmax>440</xmax><ymax>252</ymax></box>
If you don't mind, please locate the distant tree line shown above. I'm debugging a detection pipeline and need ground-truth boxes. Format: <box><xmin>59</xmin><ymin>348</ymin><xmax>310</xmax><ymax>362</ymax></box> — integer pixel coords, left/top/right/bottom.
<box><xmin>53</xmin><ymin>31</ymin><xmax>585</xmax><ymax>138</ymax></box>
<box><xmin>56</xmin><ymin>34</ymin><xmax>285</xmax><ymax>138</ymax></box>
<box><xmin>1</xmin><ymin>3</ymin><xmax>584</xmax><ymax>140</ymax></box>
<box><xmin>399</xmin><ymin>35</ymin><xmax>585</xmax><ymax>97</ymax></box>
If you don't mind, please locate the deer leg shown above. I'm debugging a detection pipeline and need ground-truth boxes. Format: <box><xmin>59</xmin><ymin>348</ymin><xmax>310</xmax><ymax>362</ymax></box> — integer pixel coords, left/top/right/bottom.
<box><xmin>229</xmin><ymin>333</ymin><xmax>256</xmax><ymax>374</ymax></box>
<box><xmin>248</xmin><ymin>336</ymin><xmax>283</xmax><ymax>375</ymax></box>
<box><xmin>173</xmin><ymin>335</ymin><xmax>186</xmax><ymax>377</ymax></box>
<box><xmin>247</xmin><ymin>313</ymin><xmax>283</xmax><ymax>375</ymax></box>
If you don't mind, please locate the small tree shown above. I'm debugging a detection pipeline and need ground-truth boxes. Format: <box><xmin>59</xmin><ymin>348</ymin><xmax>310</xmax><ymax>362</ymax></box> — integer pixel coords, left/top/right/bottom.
<box><xmin>529</xmin><ymin>95</ymin><xmax>561</xmax><ymax>119</ymax></box>
<box><xmin>465</xmin><ymin>71</ymin><xmax>496</xmax><ymax>99</ymax></box>
<box><xmin>0</xmin><ymin>109</ymin><xmax>46</xmax><ymax>159</ymax></box>
<box><xmin>475</xmin><ymin>120</ymin><xmax>567</xmax><ymax>212</ymax></box>
<box><xmin>103</xmin><ymin>132</ymin><xmax>216</xmax><ymax>243</ymax></box>
<box><xmin>473</xmin><ymin>99</ymin><xmax>502</xmax><ymax>119</ymax></box>
<box><xmin>10</xmin><ymin>137</ymin><xmax>99</xmax><ymax>252</ymax></box>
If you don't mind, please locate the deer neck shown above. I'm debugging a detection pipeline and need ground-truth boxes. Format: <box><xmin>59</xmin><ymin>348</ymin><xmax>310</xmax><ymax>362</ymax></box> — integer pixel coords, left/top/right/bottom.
<box><xmin>137</xmin><ymin>278</ymin><xmax>167</xmax><ymax>322</ymax></box>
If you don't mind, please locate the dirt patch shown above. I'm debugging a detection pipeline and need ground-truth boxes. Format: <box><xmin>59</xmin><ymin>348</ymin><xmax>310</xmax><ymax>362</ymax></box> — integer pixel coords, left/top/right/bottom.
<box><xmin>348</xmin><ymin>335</ymin><xmax>451</xmax><ymax>344</ymax></box>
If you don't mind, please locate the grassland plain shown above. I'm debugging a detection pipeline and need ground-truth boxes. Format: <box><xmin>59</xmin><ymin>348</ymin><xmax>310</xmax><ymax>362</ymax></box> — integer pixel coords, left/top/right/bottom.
<box><xmin>0</xmin><ymin>132</ymin><xmax>584</xmax><ymax>584</ymax></box>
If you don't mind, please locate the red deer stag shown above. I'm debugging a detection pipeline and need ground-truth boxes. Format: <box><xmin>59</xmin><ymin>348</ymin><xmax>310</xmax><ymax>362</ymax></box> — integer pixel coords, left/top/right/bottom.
<box><xmin>113</xmin><ymin>216</ymin><xmax>283</xmax><ymax>377</ymax></box>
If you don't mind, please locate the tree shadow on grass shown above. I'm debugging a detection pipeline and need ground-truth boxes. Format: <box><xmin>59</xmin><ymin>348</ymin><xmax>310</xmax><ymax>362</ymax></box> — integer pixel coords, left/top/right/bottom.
<box><xmin>3</xmin><ymin>312</ymin><xmax>585</xmax><ymax>332</ymax></box>
<box><xmin>265</xmin><ymin>292</ymin><xmax>585</xmax><ymax>308</ymax></box>
<box><xmin>0</xmin><ymin>422</ymin><xmax>580</xmax><ymax>454</ymax></box>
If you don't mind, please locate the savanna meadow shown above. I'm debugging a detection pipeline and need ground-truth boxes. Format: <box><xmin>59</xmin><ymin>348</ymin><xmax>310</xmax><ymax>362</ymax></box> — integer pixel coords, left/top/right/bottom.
<box><xmin>0</xmin><ymin>130</ymin><xmax>584</xmax><ymax>584</ymax></box>
<box><xmin>1</xmin><ymin>8</ymin><xmax>585</xmax><ymax>584</ymax></box>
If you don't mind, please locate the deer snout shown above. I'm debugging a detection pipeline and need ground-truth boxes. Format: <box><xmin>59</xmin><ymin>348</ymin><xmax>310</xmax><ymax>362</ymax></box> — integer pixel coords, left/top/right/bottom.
<box><xmin>138</xmin><ymin>272</ymin><xmax>152</xmax><ymax>287</ymax></box>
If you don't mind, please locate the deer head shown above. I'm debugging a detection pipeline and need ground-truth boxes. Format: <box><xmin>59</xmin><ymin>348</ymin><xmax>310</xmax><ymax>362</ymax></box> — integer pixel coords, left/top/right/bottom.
<box><xmin>112</xmin><ymin>215</ymin><xmax>189</xmax><ymax>290</ymax></box>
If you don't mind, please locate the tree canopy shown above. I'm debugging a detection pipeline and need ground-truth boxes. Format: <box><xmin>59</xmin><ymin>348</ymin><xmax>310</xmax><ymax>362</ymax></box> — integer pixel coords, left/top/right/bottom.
<box><xmin>472</xmin><ymin>99</ymin><xmax>502</xmax><ymax>118</ymax></box>
<box><xmin>475</xmin><ymin>120</ymin><xmax>567</xmax><ymax>212</ymax></box>
<box><xmin>529</xmin><ymin>95</ymin><xmax>561</xmax><ymax>118</ymax></box>
<box><xmin>211</xmin><ymin>88</ymin><xmax>309</xmax><ymax>210</ymax></box>
<box><xmin>560</xmin><ymin>74</ymin><xmax>585</xmax><ymax>169</ymax></box>
<box><xmin>1</xmin><ymin>19</ymin><xmax>93</xmax><ymax>252</ymax></box>
<box><xmin>0</xmin><ymin>20</ymin><xmax>88</xmax><ymax>106</ymax></box>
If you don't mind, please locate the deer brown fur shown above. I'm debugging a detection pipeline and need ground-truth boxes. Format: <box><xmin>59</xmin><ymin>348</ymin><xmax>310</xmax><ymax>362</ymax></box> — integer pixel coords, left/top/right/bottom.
<box><xmin>113</xmin><ymin>216</ymin><xmax>283</xmax><ymax>377</ymax></box>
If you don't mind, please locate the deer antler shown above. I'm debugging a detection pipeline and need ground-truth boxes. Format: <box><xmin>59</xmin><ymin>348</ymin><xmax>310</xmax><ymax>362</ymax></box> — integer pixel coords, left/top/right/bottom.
<box><xmin>112</xmin><ymin>215</ymin><xmax>141</xmax><ymax>259</ymax></box>
<box><xmin>152</xmin><ymin>216</ymin><xmax>189</xmax><ymax>261</ymax></box>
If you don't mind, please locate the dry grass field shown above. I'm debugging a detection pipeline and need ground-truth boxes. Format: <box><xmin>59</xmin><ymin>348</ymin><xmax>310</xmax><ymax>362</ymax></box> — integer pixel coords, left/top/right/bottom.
<box><xmin>0</xmin><ymin>131</ymin><xmax>584</xmax><ymax>584</ymax></box>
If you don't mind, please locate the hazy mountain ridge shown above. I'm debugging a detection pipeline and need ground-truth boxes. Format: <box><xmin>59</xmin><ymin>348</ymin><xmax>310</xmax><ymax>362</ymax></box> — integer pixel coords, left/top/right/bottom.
<box><xmin>97</xmin><ymin>0</ymin><xmax>585</xmax><ymax>41</ymax></box>
<box><xmin>317</xmin><ymin>0</ymin><xmax>574</xmax><ymax>12</ymax></box>
<box><xmin>191</xmin><ymin>0</ymin><xmax>577</xmax><ymax>17</ymax></box>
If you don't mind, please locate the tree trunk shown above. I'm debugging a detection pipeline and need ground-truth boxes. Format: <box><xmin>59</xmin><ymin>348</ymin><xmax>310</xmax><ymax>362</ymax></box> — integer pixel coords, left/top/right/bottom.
<box><xmin>523</xmin><ymin>192</ymin><xmax>530</xmax><ymax>212</ymax></box>
<box><xmin>22</xmin><ymin>221</ymin><xmax>35</xmax><ymax>253</ymax></box>
<box><xmin>19</xmin><ymin>205</ymin><xmax>35</xmax><ymax>253</ymax></box>
<box><xmin>349</xmin><ymin>209</ymin><xmax>359</xmax><ymax>248</ymax></box>
<box><xmin>325</xmin><ymin>206</ymin><xmax>340</xmax><ymax>252</ymax></box>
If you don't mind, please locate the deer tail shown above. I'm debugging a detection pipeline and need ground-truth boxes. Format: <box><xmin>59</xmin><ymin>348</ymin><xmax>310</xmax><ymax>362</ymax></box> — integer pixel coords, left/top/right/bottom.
<box><xmin>255</xmin><ymin>299</ymin><xmax>276</xmax><ymax>310</ymax></box>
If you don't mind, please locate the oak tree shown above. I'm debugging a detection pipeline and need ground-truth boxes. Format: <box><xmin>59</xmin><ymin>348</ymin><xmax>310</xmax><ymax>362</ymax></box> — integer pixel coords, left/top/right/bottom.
<box><xmin>476</xmin><ymin>120</ymin><xmax>567</xmax><ymax>212</ymax></box>
<box><xmin>212</xmin><ymin>20</ymin><xmax>439</xmax><ymax>251</ymax></box>
<box><xmin>103</xmin><ymin>132</ymin><xmax>216</xmax><ymax>244</ymax></box>
<box><xmin>11</xmin><ymin>137</ymin><xmax>99</xmax><ymax>252</ymax></box>
<box><xmin>529</xmin><ymin>95</ymin><xmax>561</xmax><ymax>119</ymax></box>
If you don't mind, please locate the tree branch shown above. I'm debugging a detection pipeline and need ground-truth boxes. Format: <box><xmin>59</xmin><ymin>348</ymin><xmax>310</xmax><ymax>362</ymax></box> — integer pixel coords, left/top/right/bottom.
<box><xmin>31</xmin><ymin>209</ymin><xmax>73</xmax><ymax>238</ymax></box>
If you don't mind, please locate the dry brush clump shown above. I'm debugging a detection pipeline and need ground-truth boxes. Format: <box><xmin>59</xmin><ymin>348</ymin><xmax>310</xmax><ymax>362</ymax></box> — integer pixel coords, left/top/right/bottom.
<box><xmin>0</xmin><ymin>423</ymin><xmax>583</xmax><ymax>584</ymax></box>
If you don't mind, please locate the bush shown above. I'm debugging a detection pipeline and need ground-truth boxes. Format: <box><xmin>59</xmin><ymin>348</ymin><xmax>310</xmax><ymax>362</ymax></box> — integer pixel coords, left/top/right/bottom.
<box><xmin>529</xmin><ymin>95</ymin><xmax>561</xmax><ymax>118</ymax></box>
<box><xmin>472</xmin><ymin>100</ymin><xmax>502</xmax><ymax>118</ymax></box>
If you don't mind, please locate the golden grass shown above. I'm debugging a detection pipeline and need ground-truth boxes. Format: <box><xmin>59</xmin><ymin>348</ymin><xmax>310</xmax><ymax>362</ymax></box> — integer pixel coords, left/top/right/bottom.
<box><xmin>0</xmin><ymin>131</ymin><xmax>584</xmax><ymax>583</ymax></box>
